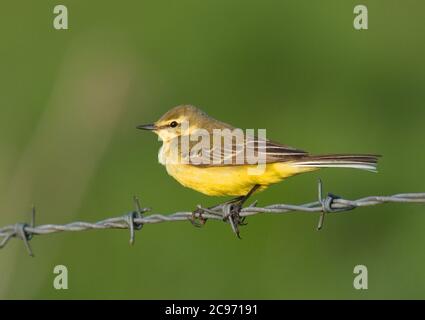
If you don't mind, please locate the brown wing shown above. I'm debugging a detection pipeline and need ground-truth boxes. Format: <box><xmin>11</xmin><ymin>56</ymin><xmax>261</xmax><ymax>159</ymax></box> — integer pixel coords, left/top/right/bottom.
<box><xmin>176</xmin><ymin>132</ymin><xmax>308</xmax><ymax>167</ymax></box>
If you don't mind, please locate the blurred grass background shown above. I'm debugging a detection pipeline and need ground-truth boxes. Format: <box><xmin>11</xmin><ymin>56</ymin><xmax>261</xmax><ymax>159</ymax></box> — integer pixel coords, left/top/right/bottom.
<box><xmin>0</xmin><ymin>0</ymin><xmax>424</xmax><ymax>299</ymax></box>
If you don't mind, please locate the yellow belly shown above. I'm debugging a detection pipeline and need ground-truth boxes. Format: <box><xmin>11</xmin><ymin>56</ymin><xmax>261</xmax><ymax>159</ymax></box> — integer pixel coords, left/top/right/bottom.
<box><xmin>164</xmin><ymin>162</ymin><xmax>316</xmax><ymax>196</ymax></box>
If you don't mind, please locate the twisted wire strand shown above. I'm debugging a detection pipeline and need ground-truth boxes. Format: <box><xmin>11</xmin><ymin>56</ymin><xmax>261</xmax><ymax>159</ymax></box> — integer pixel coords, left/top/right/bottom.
<box><xmin>1</xmin><ymin>180</ymin><xmax>424</xmax><ymax>256</ymax></box>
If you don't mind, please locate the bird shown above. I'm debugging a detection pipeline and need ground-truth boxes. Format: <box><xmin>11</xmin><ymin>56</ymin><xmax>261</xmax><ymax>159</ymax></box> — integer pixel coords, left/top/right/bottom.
<box><xmin>137</xmin><ymin>105</ymin><xmax>379</xmax><ymax>236</ymax></box>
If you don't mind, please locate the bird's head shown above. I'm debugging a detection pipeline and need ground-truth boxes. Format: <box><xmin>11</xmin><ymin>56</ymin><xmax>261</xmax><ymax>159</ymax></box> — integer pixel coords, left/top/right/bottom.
<box><xmin>137</xmin><ymin>105</ymin><xmax>213</xmax><ymax>141</ymax></box>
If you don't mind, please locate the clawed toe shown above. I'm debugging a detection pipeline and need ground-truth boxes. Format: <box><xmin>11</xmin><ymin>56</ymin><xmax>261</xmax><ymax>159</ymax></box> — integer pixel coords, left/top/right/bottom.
<box><xmin>189</xmin><ymin>208</ymin><xmax>207</xmax><ymax>227</ymax></box>
<box><xmin>225</xmin><ymin>202</ymin><xmax>246</xmax><ymax>239</ymax></box>
<box><xmin>188</xmin><ymin>184</ymin><xmax>259</xmax><ymax>237</ymax></box>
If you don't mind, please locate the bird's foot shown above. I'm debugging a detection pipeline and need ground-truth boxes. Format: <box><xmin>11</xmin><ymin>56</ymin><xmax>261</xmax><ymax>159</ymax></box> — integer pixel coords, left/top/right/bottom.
<box><xmin>189</xmin><ymin>207</ymin><xmax>208</xmax><ymax>227</ymax></box>
<box><xmin>221</xmin><ymin>187</ymin><xmax>260</xmax><ymax>238</ymax></box>
<box><xmin>224</xmin><ymin>201</ymin><xmax>246</xmax><ymax>239</ymax></box>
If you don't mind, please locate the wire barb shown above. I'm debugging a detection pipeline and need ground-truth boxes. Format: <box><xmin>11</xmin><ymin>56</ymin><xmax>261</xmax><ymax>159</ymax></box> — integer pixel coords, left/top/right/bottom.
<box><xmin>1</xmin><ymin>180</ymin><xmax>424</xmax><ymax>256</ymax></box>
<box><xmin>15</xmin><ymin>223</ymin><xmax>33</xmax><ymax>257</ymax></box>
<box><xmin>0</xmin><ymin>206</ymin><xmax>37</xmax><ymax>256</ymax></box>
<box><xmin>317</xmin><ymin>179</ymin><xmax>356</xmax><ymax>230</ymax></box>
<box><xmin>124</xmin><ymin>196</ymin><xmax>145</xmax><ymax>245</ymax></box>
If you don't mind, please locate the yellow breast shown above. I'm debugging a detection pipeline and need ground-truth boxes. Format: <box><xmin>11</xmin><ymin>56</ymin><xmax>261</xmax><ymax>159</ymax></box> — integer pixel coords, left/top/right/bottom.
<box><xmin>164</xmin><ymin>162</ymin><xmax>314</xmax><ymax>196</ymax></box>
<box><xmin>158</xmin><ymin>141</ymin><xmax>315</xmax><ymax>196</ymax></box>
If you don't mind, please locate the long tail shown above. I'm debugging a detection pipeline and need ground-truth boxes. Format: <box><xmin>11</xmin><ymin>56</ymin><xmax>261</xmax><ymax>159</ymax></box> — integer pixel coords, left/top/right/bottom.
<box><xmin>292</xmin><ymin>154</ymin><xmax>381</xmax><ymax>172</ymax></box>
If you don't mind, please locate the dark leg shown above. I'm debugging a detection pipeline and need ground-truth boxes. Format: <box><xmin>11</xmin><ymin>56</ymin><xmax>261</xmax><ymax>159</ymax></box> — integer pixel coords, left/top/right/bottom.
<box><xmin>189</xmin><ymin>196</ymin><xmax>243</xmax><ymax>227</ymax></box>
<box><xmin>189</xmin><ymin>207</ymin><xmax>208</xmax><ymax>227</ymax></box>
<box><xmin>235</xmin><ymin>184</ymin><xmax>260</xmax><ymax>207</ymax></box>
<box><xmin>227</xmin><ymin>184</ymin><xmax>260</xmax><ymax>238</ymax></box>
<box><xmin>189</xmin><ymin>185</ymin><xmax>260</xmax><ymax>229</ymax></box>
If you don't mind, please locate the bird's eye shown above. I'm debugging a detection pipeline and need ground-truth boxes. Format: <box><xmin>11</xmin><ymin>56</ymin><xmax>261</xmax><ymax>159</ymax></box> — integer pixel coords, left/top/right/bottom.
<box><xmin>169</xmin><ymin>121</ymin><xmax>178</xmax><ymax>128</ymax></box>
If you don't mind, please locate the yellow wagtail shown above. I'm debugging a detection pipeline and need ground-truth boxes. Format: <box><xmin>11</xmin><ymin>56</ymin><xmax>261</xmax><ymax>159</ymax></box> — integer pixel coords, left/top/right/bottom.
<box><xmin>138</xmin><ymin>105</ymin><xmax>379</xmax><ymax>235</ymax></box>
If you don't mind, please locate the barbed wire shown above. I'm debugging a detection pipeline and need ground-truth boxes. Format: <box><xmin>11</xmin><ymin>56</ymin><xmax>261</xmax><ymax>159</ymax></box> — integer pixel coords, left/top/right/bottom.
<box><xmin>1</xmin><ymin>180</ymin><xmax>424</xmax><ymax>257</ymax></box>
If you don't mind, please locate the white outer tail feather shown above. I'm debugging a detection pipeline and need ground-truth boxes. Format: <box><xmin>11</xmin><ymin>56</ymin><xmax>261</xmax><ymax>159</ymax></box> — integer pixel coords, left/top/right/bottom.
<box><xmin>293</xmin><ymin>161</ymin><xmax>377</xmax><ymax>172</ymax></box>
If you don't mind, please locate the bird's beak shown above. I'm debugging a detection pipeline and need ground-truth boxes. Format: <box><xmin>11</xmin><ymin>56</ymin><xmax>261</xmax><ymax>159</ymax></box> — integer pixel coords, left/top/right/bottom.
<box><xmin>137</xmin><ymin>123</ymin><xmax>157</xmax><ymax>131</ymax></box>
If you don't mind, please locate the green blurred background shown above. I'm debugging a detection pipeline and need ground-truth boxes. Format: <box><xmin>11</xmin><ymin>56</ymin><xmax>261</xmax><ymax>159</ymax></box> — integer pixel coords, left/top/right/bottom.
<box><xmin>1</xmin><ymin>0</ymin><xmax>424</xmax><ymax>299</ymax></box>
